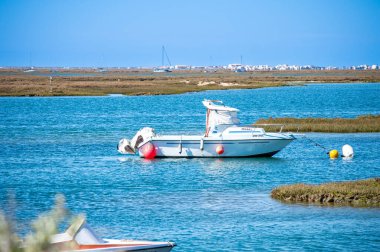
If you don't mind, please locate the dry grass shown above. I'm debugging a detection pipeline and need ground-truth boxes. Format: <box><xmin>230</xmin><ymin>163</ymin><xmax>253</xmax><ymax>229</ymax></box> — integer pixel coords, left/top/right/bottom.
<box><xmin>255</xmin><ymin>115</ymin><xmax>380</xmax><ymax>133</ymax></box>
<box><xmin>0</xmin><ymin>75</ymin><xmax>281</xmax><ymax>96</ymax></box>
<box><xmin>0</xmin><ymin>69</ymin><xmax>379</xmax><ymax>96</ymax></box>
<box><xmin>271</xmin><ymin>178</ymin><xmax>380</xmax><ymax>207</ymax></box>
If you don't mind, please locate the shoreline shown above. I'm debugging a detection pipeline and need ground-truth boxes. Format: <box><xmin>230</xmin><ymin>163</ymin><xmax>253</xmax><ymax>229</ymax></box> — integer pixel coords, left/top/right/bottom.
<box><xmin>0</xmin><ymin>69</ymin><xmax>379</xmax><ymax>97</ymax></box>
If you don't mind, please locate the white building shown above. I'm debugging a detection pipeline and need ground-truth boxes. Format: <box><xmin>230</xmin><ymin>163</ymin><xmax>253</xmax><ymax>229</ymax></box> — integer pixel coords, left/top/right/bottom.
<box><xmin>227</xmin><ymin>64</ymin><xmax>242</xmax><ymax>71</ymax></box>
<box><xmin>174</xmin><ymin>65</ymin><xmax>191</xmax><ymax>70</ymax></box>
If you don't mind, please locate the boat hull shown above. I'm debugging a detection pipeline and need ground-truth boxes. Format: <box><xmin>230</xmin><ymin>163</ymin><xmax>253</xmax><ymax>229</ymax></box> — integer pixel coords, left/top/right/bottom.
<box><xmin>139</xmin><ymin>135</ymin><xmax>294</xmax><ymax>158</ymax></box>
<box><xmin>72</xmin><ymin>243</ymin><xmax>175</xmax><ymax>252</ymax></box>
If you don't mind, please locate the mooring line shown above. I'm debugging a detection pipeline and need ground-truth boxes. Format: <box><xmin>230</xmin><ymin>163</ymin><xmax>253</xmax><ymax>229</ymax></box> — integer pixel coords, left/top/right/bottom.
<box><xmin>301</xmin><ymin>135</ymin><xmax>328</xmax><ymax>152</ymax></box>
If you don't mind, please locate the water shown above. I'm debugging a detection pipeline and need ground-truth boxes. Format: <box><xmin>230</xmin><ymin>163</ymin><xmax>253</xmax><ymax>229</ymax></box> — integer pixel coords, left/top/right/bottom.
<box><xmin>1</xmin><ymin>83</ymin><xmax>379</xmax><ymax>251</ymax></box>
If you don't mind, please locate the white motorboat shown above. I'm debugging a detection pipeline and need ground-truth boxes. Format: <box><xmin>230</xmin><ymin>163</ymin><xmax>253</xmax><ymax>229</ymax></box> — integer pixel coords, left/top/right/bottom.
<box><xmin>153</xmin><ymin>67</ymin><xmax>172</xmax><ymax>73</ymax></box>
<box><xmin>23</xmin><ymin>67</ymin><xmax>35</xmax><ymax>73</ymax></box>
<box><xmin>118</xmin><ymin>100</ymin><xmax>295</xmax><ymax>158</ymax></box>
<box><xmin>50</xmin><ymin>218</ymin><xmax>176</xmax><ymax>252</ymax></box>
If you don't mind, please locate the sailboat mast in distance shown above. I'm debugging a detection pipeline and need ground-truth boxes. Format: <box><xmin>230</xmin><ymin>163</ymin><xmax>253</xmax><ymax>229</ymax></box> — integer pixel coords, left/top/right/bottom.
<box><xmin>163</xmin><ymin>46</ymin><xmax>171</xmax><ymax>66</ymax></box>
<box><xmin>161</xmin><ymin>45</ymin><xmax>165</xmax><ymax>66</ymax></box>
<box><xmin>154</xmin><ymin>46</ymin><xmax>172</xmax><ymax>73</ymax></box>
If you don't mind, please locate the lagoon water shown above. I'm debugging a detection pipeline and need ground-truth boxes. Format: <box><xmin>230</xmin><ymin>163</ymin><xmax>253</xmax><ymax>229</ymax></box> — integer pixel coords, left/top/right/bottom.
<box><xmin>1</xmin><ymin>83</ymin><xmax>380</xmax><ymax>251</ymax></box>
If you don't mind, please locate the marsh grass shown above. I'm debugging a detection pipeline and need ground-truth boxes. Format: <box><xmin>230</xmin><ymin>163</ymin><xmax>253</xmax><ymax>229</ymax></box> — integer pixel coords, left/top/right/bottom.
<box><xmin>0</xmin><ymin>69</ymin><xmax>379</xmax><ymax>96</ymax></box>
<box><xmin>271</xmin><ymin>178</ymin><xmax>380</xmax><ymax>207</ymax></box>
<box><xmin>0</xmin><ymin>75</ymin><xmax>283</xmax><ymax>96</ymax></box>
<box><xmin>255</xmin><ymin>115</ymin><xmax>380</xmax><ymax>133</ymax></box>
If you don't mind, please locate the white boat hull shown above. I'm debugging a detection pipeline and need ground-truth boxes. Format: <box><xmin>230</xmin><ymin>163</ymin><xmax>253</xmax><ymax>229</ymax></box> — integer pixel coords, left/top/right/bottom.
<box><xmin>51</xmin><ymin>218</ymin><xmax>176</xmax><ymax>252</ymax></box>
<box><xmin>139</xmin><ymin>134</ymin><xmax>294</xmax><ymax>158</ymax></box>
<box><xmin>120</xmin><ymin>100</ymin><xmax>296</xmax><ymax>159</ymax></box>
<box><xmin>71</xmin><ymin>242</ymin><xmax>175</xmax><ymax>252</ymax></box>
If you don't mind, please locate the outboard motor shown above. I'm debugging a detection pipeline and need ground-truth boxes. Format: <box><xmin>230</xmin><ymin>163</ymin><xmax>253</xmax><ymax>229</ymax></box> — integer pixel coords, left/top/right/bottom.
<box><xmin>117</xmin><ymin>138</ymin><xmax>135</xmax><ymax>154</ymax></box>
<box><xmin>117</xmin><ymin>127</ymin><xmax>156</xmax><ymax>154</ymax></box>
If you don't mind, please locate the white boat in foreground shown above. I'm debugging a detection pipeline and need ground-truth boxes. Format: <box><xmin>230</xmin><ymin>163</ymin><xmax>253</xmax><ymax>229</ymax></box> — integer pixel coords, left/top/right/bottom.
<box><xmin>118</xmin><ymin>100</ymin><xmax>295</xmax><ymax>158</ymax></box>
<box><xmin>51</xmin><ymin>218</ymin><xmax>176</xmax><ymax>252</ymax></box>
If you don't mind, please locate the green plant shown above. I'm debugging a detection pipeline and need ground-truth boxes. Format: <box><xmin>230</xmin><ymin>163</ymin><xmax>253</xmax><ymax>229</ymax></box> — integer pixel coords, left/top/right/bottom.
<box><xmin>0</xmin><ymin>194</ymin><xmax>74</xmax><ymax>252</ymax></box>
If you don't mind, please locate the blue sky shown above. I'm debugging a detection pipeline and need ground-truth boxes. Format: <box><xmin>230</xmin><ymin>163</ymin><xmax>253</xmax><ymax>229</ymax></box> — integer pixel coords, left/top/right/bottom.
<box><xmin>0</xmin><ymin>0</ymin><xmax>379</xmax><ymax>67</ymax></box>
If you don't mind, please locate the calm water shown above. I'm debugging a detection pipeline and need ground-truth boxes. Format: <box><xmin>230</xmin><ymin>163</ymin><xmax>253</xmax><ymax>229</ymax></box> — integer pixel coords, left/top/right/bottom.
<box><xmin>1</xmin><ymin>83</ymin><xmax>380</xmax><ymax>251</ymax></box>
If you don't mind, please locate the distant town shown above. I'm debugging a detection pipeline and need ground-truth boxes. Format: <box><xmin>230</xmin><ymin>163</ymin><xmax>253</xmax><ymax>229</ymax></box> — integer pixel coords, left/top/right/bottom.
<box><xmin>163</xmin><ymin>63</ymin><xmax>380</xmax><ymax>72</ymax></box>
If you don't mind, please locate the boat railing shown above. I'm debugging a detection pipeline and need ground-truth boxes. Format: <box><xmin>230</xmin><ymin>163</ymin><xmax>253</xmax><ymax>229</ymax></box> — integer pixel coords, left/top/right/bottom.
<box><xmin>250</xmin><ymin>123</ymin><xmax>287</xmax><ymax>133</ymax></box>
<box><xmin>255</xmin><ymin>123</ymin><xmax>306</xmax><ymax>133</ymax></box>
<box><xmin>215</xmin><ymin>124</ymin><xmax>288</xmax><ymax>136</ymax></box>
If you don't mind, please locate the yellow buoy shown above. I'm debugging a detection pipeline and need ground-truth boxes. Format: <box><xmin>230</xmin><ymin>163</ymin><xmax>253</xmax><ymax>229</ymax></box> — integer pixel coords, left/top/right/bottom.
<box><xmin>329</xmin><ymin>149</ymin><xmax>339</xmax><ymax>159</ymax></box>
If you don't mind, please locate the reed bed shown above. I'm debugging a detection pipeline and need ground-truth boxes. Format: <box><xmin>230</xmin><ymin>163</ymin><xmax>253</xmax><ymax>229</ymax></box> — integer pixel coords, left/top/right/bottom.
<box><xmin>255</xmin><ymin>115</ymin><xmax>380</xmax><ymax>133</ymax></box>
<box><xmin>271</xmin><ymin>178</ymin><xmax>380</xmax><ymax>207</ymax></box>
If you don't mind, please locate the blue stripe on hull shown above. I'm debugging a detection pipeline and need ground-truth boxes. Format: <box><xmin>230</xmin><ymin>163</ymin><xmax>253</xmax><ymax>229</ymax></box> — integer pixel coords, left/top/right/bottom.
<box><xmin>153</xmin><ymin>150</ymin><xmax>281</xmax><ymax>158</ymax></box>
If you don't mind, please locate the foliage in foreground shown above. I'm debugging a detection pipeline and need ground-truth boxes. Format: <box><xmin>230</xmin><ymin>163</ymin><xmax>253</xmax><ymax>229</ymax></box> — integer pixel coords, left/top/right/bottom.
<box><xmin>255</xmin><ymin>114</ymin><xmax>380</xmax><ymax>133</ymax></box>
<box><xmin>271</xmin><ymin>178</ymin><xmax>380</xmax><ymax>207</ymax></box>
<box><xmin>0</xmin><ymin>195</ymin><xmax>76</xmax><ymax>252</ymax></box>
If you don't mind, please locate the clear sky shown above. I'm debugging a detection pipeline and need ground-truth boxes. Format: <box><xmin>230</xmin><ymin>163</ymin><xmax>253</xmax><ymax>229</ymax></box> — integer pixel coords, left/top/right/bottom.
<box><xmin>0</xmin><ymin>0</ymin><xmax>379</xmax><ymax>67</ymax></box>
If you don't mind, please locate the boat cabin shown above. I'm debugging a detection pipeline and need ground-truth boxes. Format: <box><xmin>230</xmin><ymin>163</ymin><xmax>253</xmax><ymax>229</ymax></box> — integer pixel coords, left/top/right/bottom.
<box><xmin>202</xmin><ymin>100</ymin><xmax>240</xmax><ymax>136</ymax></box>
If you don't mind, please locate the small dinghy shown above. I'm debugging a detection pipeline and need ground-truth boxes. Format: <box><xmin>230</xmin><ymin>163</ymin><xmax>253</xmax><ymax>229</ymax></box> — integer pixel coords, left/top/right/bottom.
<box><xmin>118</xmin><ymin>100</ymin><xmax>295</xmax><ymax>158</ymax></box>
<box><xmin>50</xmin><ymin>218</ymin><xmax>176</xmax><ymax>252</ymax></box>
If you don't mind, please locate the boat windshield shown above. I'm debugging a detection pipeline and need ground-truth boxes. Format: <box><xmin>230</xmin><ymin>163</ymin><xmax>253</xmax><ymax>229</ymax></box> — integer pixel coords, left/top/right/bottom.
<box><xmin>209</xmin><ymin>110</ymin><xmax>240</xmax><ymax>127</ymax></box>
<box><xmin>203</xmin><ymin>100</ymin><xmax>240</xmax><ymax>135</ymax></box>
